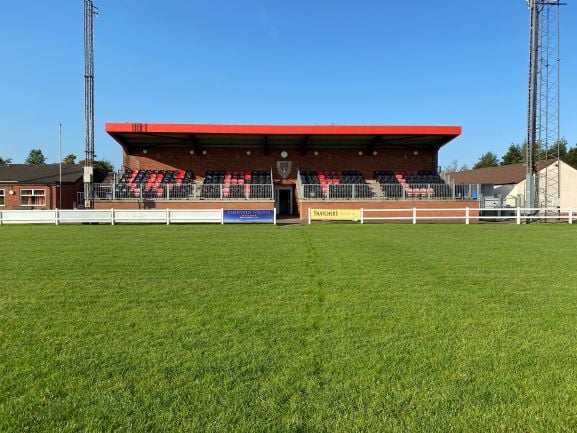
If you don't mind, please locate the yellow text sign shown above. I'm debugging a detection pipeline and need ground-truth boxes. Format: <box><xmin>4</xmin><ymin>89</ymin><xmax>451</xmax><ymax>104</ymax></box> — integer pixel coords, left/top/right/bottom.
<box><xmin>310</xmin><ymin>209</ymin><xmax>361</xmax><ymax>221</ymax></box>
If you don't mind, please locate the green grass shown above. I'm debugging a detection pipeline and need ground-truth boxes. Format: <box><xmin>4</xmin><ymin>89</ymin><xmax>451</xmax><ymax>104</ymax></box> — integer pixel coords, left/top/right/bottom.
<box><xmin>1</xmin><ymin>224</ymin><xmax>577</xmax><ymax>432</ymax></box>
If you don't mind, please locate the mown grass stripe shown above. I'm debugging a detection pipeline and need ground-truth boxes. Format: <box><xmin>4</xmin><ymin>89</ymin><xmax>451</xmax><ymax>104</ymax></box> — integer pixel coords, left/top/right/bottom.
<box><xmin>1</xmin><ymin>224</ymin><xmax>576</xmax><ymax>432</ymax></box>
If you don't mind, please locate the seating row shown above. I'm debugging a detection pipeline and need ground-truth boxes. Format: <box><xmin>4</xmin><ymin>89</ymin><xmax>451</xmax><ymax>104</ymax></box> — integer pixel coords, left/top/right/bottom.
<box><xmin>202</xmin><ymin>170</ymin><xmax>273</xmax><ymax>199</ymax></box>
<box><xmin>203</xmin><ymin>170</ymin><xmax>272</xmax><ymax>185</ymax></box>
<box><xmin>120</xmin><ymin>169</ymin><xmax>194</xmax><ymax>185</ymax></box>
<box><xmin>300</xmin><ymin>170</ymin><xmax>372</xmax><ymax>199</ymax></box>
<box><xmin>300</xmin><ymin>170</ymin><xmax>367</xmax><ymax>185</ymax></box>
<box><xmin>374</xmin><ymin>170</ymin><xmax>445</xmax><ymax>186</ymax></box>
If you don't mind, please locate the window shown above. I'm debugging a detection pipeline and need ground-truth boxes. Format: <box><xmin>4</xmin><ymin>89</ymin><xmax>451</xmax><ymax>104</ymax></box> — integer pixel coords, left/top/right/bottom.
<box><xmin>0</xmin><ymin>189</ymin><xmax>4</xmax><ymax>206</ymax></box>
<box><xmin>20</xmin><ymin>189</ymin><xmax>46</xmax><ymax>206</ymax></box>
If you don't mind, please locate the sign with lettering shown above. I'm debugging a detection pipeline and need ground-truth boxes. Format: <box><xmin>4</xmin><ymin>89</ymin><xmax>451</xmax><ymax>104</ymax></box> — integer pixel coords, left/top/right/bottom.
<box><xmin>223</xmin><ymin>209</ymin><xmax>275</xmax><ymax>224</ymax></box>
<box><xmin>309</xmin><ymin>209</ymin><xmax>361</xmax><ymax>221</ymax></box>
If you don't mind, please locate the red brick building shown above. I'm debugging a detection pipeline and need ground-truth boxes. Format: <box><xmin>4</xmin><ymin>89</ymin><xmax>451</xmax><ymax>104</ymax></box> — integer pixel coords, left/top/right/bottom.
<box><xmin>0</xmin><ymin>164</ymin><xmax>84</xmax><ymax>210</ymax></box>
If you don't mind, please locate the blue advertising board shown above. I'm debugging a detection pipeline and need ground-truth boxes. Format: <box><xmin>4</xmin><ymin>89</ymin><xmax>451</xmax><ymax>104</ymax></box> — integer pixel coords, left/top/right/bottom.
<box><xmin>223</xmin><ymin>209</ymin><xmax>275</xmax><ymax>224</ymax></box>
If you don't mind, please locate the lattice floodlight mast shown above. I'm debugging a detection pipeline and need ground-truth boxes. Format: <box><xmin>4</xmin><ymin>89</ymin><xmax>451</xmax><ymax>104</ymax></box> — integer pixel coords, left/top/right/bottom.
<box><xmin>525</xmin><ymin>0</ymin><xmax>564</xmax><ymax>211</ymax></box>
<box><xmin>84</xmin><ymin>0</ymin><xmax>97</xmax><ymax>208</ymax></box>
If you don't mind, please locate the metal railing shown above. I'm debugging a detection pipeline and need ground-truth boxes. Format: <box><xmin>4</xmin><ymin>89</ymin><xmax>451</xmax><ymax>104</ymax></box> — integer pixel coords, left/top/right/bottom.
<box><xmin>299</xmin><ymin>183</ymin><xmax>481</xmax><ymax>201</ymax></box>
<box><xmin>300</xmin><ymin>184</ymin><xmax>375</xmax><ymax>200</ymax></box>
<box><xmin>378</xmin><ymin>183</ymin><xmax>480</xmax><ymax>200</ymax></box>
<box><xmin>93</xmin><ymin>183</ymin><xmax>274</xmax><ymax>201</ymax></box>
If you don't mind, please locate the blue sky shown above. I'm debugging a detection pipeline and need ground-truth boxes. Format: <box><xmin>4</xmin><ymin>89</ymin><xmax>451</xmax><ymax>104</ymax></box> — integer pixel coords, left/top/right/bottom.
<box><xmin>0</xmin><ymin>1</ymin><xmax>575</xmax><ymax>170</ymax></box>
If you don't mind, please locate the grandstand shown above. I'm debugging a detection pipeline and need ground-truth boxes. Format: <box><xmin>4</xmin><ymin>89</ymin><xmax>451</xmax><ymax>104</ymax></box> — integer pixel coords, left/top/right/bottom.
<box><xmin>96</xmin><ymin>123</ymin><xmax>480</xmax><ymax>218</ymax></box>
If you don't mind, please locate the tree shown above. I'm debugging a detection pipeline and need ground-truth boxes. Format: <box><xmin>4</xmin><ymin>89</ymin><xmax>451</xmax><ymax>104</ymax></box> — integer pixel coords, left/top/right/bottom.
<box><xmin>0</xmin><ymin>156</ymin><xmax>12</xmax><ymax>165</ymax></box>
<box><xmin>473</xmin><ymin>152</ymin><xmax>499</xmax><ymax>169</ymax></box>
<box><xmin>565</xmin><ymin>145</ymin><xmax>577</xmax><ymax>169</ymax></box>
<box><xmin>550</xmin><ymin>138</ymin><xmax>568</xmax><ymax>161</ymax></box>
<box><xmin>93</xmin><ymin>160</ymin><xmax>114</xmax><ymax>174</ymax></box>
<box><xmin>63</xmin><ymin>153</ymin><xmax>77</xmax><ymax>164</ymax></box>
<box><xmin>501</xmin><ymin>143</ymin><xmax>524</xmax><ymax>165</ymax></box>
<box><xmin>79</xmin><ymin>159</ymin><xmax>114</xmax><ymax>182</ymax></box>
<box><xmin>442</xmin><ymin>160</ymin><xmax>470</xmax><ymax>173</ymax></box>
<box><xmin>25</xmin><ymin>149</ymin><xmax>47</xmax><ymax>165</ymax></box>
<box><xmin>527</xmin><ymin>138</ymin><xmax>568</xmax><ymax>161</ymax></box>
<box><xmin>558</xmin><ymin>138</ymin><xmax>568</xmax><ymax>160</ymax></box>
<box><xmin>443</xmin><ymin>160</ymin><xmax>459</xmax><ymax>173</ymax></box>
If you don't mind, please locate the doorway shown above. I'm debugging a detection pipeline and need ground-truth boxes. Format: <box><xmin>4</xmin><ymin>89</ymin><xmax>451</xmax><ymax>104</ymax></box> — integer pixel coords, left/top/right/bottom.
<box><xmin>275</xmin><ymin>186</ymin><xmax>293</xmax><ymax>215</ymax></box>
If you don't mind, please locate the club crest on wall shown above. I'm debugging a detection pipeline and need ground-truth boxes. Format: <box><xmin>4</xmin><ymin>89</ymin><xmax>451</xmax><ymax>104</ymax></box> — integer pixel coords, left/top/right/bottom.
<box><xmin>277</xmin><ymin>161</ymin><xmax>292</xmax><ymax>179</ymax></box>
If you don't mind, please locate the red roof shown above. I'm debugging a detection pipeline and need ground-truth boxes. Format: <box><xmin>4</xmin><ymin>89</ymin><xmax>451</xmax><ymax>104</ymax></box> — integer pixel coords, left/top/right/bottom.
<box><xmin>106</xmin><ymin>123</ymin><xmax>461</xmax><ymax>136</ymax></box>
<box><xmin>105</xmin><ymin>123</ymin><xmax>461</xmax><ymax>151</ymax></box>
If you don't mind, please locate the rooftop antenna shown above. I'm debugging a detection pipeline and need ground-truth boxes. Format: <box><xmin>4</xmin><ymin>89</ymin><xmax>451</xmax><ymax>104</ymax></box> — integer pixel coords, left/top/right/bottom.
<box><xmin>84</xmin><ymin>0</ymin><xmax>98</xmax><ymax>208</ymax></box>
<box><xmin>525</xmin><ymin>0</ymin><xmax>564</xmax><ymax>214</ymax></box>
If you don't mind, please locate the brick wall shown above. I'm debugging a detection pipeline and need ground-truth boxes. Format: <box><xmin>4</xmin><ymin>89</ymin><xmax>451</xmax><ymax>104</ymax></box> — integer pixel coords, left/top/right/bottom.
<box><xmin>123</xmin><ymin>147</ymin><xmax>438</xmax><ymax>182</ymax></box>
<box><xmin>0</xmin><ymin>181</ymin><xmax>83</xmax><ymax>210</ymax></box>
<box><xmin>1</xmin><ymin>185</ymin><xmax>53</xmax><ymax>210</ymax></box>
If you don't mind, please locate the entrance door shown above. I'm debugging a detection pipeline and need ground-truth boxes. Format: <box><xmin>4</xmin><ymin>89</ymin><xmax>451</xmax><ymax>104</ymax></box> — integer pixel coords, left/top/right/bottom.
<box><xmin>275</xmin><ymin>186</ymin><xmax>293</xmax><ymax>215</ymax></box>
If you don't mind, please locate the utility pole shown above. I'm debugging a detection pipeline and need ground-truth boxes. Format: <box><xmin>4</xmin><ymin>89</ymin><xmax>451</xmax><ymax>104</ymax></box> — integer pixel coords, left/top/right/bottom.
<box><xmin>84</xmin><ymin>0</ymin><xmax>98</xmax><ymax>208</ymax></box>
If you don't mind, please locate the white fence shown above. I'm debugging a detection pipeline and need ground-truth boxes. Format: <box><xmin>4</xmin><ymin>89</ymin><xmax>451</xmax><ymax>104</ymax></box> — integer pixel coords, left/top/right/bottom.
<box><xmin>0</xmin><ymin>209</ymin><xmax>226</xmax><ymax>225</ymax></box>
<box><xmin>309</xmin><ymin>207</ymin><xmax>576</xmax><ymax>224</ymax></box>
<box><xmin>1</xmin><ymin>207</ymin><xmax>574</xmax><ymax>225</ymax></box>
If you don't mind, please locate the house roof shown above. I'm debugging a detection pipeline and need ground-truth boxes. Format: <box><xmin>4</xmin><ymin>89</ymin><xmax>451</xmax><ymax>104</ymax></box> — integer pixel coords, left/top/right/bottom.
<box><xmin>447</xmin><ymin>160</ymin><xmax>557</xmax><ymax>185</ymax></box>
<box><xmin>0</xmin><ymin>164</ymin><xmax>84</xmax><ymax>184</ymax></box>
<box><xmin>105</xmin><ymin>123</ymin><xmax>462</xmax><ymax>152</ymax></box>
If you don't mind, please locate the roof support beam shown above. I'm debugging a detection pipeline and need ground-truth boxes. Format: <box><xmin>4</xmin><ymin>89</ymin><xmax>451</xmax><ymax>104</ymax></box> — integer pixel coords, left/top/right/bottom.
<box><xmin>366</xmin><ymin>135</ymin><xmax>383</xmax><ymax>156</ymax></box>
<box><xmin>189</xmin><ymin>135</ymin><xmax>202</xmax><ymax>154</ymax></box>
<box><xmin>262</xmin><ymin>135</ymin><xmax>269</xmax><ymax>155</ymax></box>
<box><xmin>300</xmin><ymin>135</ymin><xmax>310</xmax><ymax>156</ymax></box>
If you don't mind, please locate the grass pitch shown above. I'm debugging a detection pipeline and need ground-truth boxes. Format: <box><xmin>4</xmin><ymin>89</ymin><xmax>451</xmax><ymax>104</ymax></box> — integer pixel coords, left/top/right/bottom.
<box><xmin>1</xmin><ymin>224</ymin><xmax>577</xmax><ymax>432</ymax></box>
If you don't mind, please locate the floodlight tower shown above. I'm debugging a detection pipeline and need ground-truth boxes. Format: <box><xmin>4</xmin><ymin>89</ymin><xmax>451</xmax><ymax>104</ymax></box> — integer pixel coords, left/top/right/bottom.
<box><xmin>84</xmin><ymin>0</ymin><xmax>98</xmax><ymax>208</ymax></box>
<box><xmin>525</xmin><ymin>0</ymin><xmax>564</xmax><ymax>211</ymax></box>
